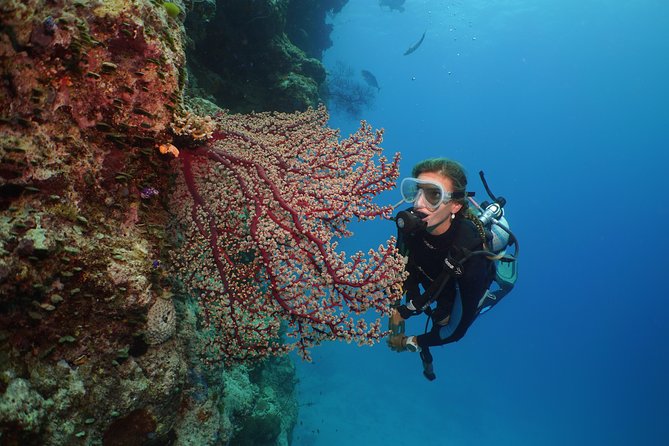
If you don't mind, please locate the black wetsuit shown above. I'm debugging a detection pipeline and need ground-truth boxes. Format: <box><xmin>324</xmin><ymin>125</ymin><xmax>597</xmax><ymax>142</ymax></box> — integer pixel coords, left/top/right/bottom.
<box><xmin>397</xmin><ymin>214</ymin><xmax>495</xmax><ymax>350</ymax></box>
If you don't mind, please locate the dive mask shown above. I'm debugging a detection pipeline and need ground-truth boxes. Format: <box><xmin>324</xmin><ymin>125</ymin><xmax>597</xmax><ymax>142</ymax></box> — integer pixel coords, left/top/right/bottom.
<box><xmin>400</xmin><ymin>177</ymin><xmax>453</xmax><ymax>210</ymax></box>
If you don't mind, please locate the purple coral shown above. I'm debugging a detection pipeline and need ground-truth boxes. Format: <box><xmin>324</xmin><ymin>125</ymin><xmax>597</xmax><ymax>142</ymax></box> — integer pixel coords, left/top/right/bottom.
<box><xmin>140</xmin><ymin>186</ymin><xmax>159</xmax><ymax>200</ymax></box>
<box><xmin>43</xmin><ymin>16</ymin><xmax>57</xmax><ymax>35</ymax></box>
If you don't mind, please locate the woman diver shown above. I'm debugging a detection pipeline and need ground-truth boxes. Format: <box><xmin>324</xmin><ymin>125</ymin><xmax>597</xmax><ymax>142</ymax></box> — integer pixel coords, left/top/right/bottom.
<box><xmin>388</xmin><ymin>158</ymin><xmax>502</xmax><ymax>381</ymax></box>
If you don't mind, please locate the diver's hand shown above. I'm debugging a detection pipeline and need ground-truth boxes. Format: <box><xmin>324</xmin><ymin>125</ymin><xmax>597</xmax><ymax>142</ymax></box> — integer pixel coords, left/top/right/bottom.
<box><xmin>388</xmin><ymin>308</ymin><xmax>405</xmax><ymax>336</ymax></box>
<box><xmin>390</xmin><ymin>308</ymin><xmax>404</xmax><ymax>326</ymax></box>
<box><xmin>388</xmin><ymin>334</ymin><xmax>408</xmax><ymax>352</ymax></box>
<box><xmin>388</xmin><ymin>334</ymin><xmax>420</xmax><ymax>353</ymax></box>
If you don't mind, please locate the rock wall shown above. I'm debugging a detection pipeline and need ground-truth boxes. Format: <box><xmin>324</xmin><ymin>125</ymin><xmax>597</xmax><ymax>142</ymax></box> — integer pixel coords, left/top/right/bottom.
<box><xmin>185</xmin><ymin>0</ymin><xmax>347</xmax><ymax>113</ymax></box>
<box><xmin>0</xmin><ymin>1</ymin><xmax>303</xmax><ymax>445</ymax></box>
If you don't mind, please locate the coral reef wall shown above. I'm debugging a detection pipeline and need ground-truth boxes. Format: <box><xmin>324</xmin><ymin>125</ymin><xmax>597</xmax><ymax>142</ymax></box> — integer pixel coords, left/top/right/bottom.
<box><xmin>0</xmin><ymin>0</ymin><xmax>306</xmax><ymax>445</ymax></box>
<box><xmin>0</xmin><ymin>0</ymin><xmax>188</xmax><ymax>443</ymax></box>
<box><xmin>185</xmin><ymin>0</ymin><xmax>348</xmax><ymax>113</ymax></box>
<box><xmin>286</xmin><ymin>0</ymin><xmax>347</xmax><ymax>60</ymax></box>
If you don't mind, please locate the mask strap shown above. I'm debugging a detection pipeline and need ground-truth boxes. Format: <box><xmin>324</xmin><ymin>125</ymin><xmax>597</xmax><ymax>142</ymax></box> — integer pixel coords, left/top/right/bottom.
<box><xmin>450</xmin><ymin>191</ymin><xmax>476</xmax><ymax>200</ymax></box>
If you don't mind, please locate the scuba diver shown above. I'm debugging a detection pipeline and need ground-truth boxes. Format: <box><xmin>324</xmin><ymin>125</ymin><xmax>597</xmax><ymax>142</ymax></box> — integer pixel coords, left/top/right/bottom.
<box><xmin>388</xmin><ymin>158</ymin><xmax>518</xmax><ymax>381</ymax></box>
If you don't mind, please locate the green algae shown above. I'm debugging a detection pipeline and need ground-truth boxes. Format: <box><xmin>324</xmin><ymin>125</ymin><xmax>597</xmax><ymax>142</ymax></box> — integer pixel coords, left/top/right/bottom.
<box><xmin>163</xmin><ymin>2</ymin><xmax>181</xmax><ymax>18</ymax></box>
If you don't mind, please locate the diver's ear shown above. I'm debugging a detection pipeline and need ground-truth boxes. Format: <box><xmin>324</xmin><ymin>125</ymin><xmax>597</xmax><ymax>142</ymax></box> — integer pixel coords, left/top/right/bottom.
<box><xmin>451</xmin><ymin>202</ymin><xmax>463</xmax><ymax>214</ymax></box>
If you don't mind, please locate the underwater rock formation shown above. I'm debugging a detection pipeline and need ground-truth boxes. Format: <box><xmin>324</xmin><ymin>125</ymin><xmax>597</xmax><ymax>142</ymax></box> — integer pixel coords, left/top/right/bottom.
<box><xmin>0</xmin><ymin>1</ymin><xmax>299</xmax><ymax>444</ymax></box>
<box><xmin>0</xmin><ymin>0</ymin><xmax>187</xmax><ymax>442</ymax></box>
<box><xmin>185</xmin><ymin>0</ymin><xmax>348</xmax><ymax>113</ymax></box>
<box><xmin>285</xmin><ymin>0</ymin><xmax>348</xmax><ymax>60</ymax></box>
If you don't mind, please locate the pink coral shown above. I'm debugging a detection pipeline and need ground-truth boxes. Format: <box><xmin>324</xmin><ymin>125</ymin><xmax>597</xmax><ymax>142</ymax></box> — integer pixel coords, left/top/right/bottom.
<box><xmin>171</xmin><ymin>106</ymin><xmax>406</xmax><ymax>363</ymax></box>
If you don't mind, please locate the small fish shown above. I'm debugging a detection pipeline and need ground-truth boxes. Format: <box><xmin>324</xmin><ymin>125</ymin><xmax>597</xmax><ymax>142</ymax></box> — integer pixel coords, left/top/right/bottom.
<box><xmin>403</xmin><ymin>31</ymin><xmax>426</xmax><ymax>56</ymax></box>
<box><xmin>361</xmin><ymin>70</ymin><xmax>380</xmax><ymax>91</ymax></box>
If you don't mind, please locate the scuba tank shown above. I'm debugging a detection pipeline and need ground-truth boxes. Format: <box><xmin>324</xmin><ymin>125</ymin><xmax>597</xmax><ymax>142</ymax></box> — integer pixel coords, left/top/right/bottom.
<box><xmin>468</xmin><ymin>171</ymin><xmax>519</xmax><ymax>313</ymax></box>
<box><xmin>469</xmin><ymin>171</ymin><xmax>518</xmax><ymax>259</ymax></box>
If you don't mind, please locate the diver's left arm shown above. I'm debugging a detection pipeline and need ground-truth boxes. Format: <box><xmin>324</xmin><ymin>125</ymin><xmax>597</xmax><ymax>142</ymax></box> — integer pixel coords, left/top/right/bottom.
<box><xmin>416</xmin><ymin>254</ymin><xmax>493</xmax><ymax>347</ymax></box>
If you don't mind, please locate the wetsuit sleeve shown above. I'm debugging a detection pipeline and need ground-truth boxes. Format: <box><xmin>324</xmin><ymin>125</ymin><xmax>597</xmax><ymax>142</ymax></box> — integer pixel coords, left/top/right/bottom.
<box><xmin>403</xmin><ymin>270</ymin><xmax>421</xmax><ymax>302</ymax></box>
<box><xmin>417</xmin><ymin>255</ymin><xmax>491</xmax><ymax>347</ymax></box>
<box><xmin>406</xmin><ymin>266</ymin><xmax>448</xmax><ymax>311</ymax></box>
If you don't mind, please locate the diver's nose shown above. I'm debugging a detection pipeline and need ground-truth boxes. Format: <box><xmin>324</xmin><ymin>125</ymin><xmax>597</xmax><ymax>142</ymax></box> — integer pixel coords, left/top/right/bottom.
<box><xmin>413</xmin><ymin>190</ymin><xmax>429</xmax><ymax>209</ymax></box>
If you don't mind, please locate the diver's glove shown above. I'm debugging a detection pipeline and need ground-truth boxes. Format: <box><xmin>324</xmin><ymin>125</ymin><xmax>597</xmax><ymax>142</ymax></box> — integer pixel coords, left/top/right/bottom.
<box><xmin>388</xmin><ymin>334</ymin><xmax>421</xmax><ymax>353</ymax></box>
<box><xmin>388</xmin><ymin>308</ymin><xmax>406</xmax><ymax>336</ymax></box>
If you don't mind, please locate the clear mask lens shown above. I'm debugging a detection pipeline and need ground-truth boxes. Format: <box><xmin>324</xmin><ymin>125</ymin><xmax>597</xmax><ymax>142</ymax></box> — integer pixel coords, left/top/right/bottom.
<box><xmin>400</xmin><ymin>178</ymin><xmax>452</xmax><ymax>209</ymax></box>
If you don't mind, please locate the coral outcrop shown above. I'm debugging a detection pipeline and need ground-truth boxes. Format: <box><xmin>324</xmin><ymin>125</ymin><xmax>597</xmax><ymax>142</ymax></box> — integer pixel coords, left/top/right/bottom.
<box><xmin>0</xmin><ymin>0</ymin><xmax>190</xmax><ymax>443</ymax></box>
<box><xmin>0</xmin><ymin>0</ymin><xmax>347</xmax><ymax>444</ymax></box>
<box><xmin>145</xmin><ymin>294</ymin><xmax>177</xmax><ymax>345</ymax></box>
<box><xmin>185</xmin><ymin>0</ymin><xmax>348</xmax><ymax>113</ymax></box>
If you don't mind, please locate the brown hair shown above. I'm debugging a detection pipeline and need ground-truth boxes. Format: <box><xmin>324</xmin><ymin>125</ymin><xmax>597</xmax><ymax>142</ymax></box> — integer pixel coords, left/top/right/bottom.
<box><xmin>411</xmin><ymin>158</ymin><xmax>468</xmax><ymax>207</ymax></box>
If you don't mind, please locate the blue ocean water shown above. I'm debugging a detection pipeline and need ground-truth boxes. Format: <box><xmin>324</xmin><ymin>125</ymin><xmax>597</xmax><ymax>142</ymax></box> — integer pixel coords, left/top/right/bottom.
<box><xmin>292</xmin><ymin>1</ymin><xmax>669</xmax><ymax>445</ymax></box>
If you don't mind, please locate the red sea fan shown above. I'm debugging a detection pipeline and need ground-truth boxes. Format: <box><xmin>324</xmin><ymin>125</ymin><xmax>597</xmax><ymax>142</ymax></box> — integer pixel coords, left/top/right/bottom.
<box><xmin>170</xmin><ymin>106</ymin><xmax>406</xmax><ymax>363</ymax></box>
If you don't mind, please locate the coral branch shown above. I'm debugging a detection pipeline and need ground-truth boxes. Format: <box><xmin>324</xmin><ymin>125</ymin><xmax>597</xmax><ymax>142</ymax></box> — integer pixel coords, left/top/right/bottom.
<box><xmin>171</xmin><ymin>106</ymin><xmax>406</xmax><ymax>363</ymax></box>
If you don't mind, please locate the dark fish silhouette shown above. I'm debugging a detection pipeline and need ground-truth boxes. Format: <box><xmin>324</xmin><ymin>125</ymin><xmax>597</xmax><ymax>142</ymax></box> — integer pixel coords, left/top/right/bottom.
<box><xmin>403</xmin><ymin>31</ymin><xmax>426</xmax><ymax>56</ymax></box>
<box><xmin>379</xmin><ymin>0</ymin><xmax>406</xmax><ymax>12</ymax></box>
<box><xmin>361</xmin><ymin>70</ymin><xmax>380</xmax><ymax>91</ymax></box>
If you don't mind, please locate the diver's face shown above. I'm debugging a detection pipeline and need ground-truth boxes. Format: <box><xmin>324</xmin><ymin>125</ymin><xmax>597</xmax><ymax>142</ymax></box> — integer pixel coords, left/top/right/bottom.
<box><xmin>414</xmin><ymin>172</ymin><xmax>463</xmax><ymax>235</ymax></box>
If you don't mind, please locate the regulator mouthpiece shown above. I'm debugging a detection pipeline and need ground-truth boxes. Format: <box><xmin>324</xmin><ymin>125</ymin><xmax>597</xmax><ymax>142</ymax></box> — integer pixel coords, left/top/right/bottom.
<box><xmin>395</xmin><ymin>209</ymin><xmax>427</xmax><ymax>234</ymax></box>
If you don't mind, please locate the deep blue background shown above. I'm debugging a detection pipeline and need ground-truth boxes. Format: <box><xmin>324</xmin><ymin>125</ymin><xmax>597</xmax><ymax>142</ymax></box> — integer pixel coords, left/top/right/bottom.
<box><xmin>292</xmin><ymin>1</ymin><xmax>669</xmax><ymax>445</ymax></box>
